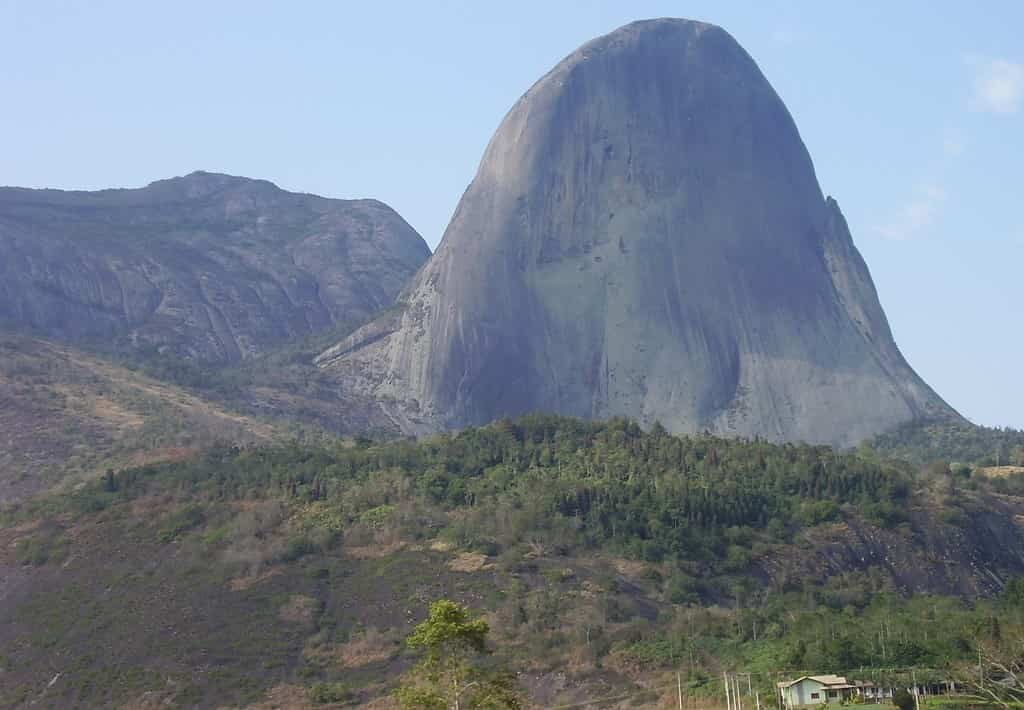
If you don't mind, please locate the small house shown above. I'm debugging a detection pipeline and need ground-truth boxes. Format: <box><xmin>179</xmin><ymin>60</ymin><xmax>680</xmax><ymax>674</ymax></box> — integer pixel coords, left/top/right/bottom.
<box><xmin>777</xmin><ymin>675</ymin><xmax>857</xmax><ymax>708</ymax></box>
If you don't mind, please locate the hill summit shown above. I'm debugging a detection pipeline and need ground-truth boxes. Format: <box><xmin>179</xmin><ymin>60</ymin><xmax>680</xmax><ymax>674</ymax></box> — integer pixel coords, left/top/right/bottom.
<box><xmin>317</xmin><ymin>18</ymin><xmax>956</xmax><ymax>446</ymax></box>
<box><xmin>0</xmin><ymin>171</ymin><xmax>430</xmax><ymax>363</ymax></box>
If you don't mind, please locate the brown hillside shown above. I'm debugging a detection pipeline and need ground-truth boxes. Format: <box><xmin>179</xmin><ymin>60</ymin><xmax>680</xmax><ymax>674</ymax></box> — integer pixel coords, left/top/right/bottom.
<box><xmin>0</xmin><ymin>333</ymin><xmax>276</xmax><ymax>503</ymax></box>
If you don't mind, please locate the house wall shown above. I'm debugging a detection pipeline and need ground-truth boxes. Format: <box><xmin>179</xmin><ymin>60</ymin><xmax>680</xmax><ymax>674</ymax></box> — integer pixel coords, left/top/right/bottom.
<box><xmin>788</xmin><ymin>680</ymin><xmax>827</xmax><ymax>707</ymax></box>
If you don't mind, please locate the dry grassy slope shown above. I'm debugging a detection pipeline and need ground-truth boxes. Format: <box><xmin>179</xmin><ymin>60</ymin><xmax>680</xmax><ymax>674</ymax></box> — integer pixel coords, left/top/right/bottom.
<box><xmin>0</xmin><ymin>333</ymin><xmax>277</xmax><ymax>503</ymax></box>
<box><xmin>1</xmin><ymin>485</ymin><xmax>1022</xmax><ymax>708</ymax></box>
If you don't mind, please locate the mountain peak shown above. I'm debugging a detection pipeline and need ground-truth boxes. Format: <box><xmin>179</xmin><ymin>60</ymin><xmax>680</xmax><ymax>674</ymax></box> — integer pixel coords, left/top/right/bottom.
<box><xmin>143</xmin><ymin>171</ymin><xmax>279</xmax><ymax>200</ymax></box>
<box><xmin>586</xmin><ymin>17</ymin><xmax>722</xmax><ymax>44</ymax></box>
<box><xmin>317</xmin><ymin>20</ymin><xmax>957</xmax><ymax>446</ymax></box>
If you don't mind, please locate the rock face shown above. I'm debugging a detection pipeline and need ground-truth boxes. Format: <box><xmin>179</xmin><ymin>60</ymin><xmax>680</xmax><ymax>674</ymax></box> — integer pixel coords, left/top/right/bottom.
<box><xmin>0</xmin><ymin>172</ymin><xmax>430</xmax><ymax>362</ymax></box>
<box><xmin>317</xmin><ymin>18</ymin><xmax>957</xmax><ymax>446</ymax></box>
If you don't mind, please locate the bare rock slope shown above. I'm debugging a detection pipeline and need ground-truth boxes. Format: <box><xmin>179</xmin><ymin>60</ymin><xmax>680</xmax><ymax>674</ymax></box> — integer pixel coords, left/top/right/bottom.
<box><xmin>318</xmin><ymin>19</ymin><xmax>957</xmax><ymax>446</ymax></box>
<box><xmin>0</xmin><ymin>172</ymin><xmax>430</xmax><ymax>363</ymax></box>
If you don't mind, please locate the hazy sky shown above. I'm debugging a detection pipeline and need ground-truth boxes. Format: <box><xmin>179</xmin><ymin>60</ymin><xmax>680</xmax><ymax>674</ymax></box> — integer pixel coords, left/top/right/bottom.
<box><xmin>2</xmin><ymin>1</ymin><xmax>1022</xmax><ymax>428</ymax></box>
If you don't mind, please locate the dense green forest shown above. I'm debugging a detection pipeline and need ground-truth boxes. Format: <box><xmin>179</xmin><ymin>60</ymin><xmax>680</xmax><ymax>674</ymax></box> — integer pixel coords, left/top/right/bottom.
<box><xmin>870</xmin><ymin>419</ymin><xmax>1024</xmax><ymax>467</ymax></box>
<box><xmin>24</xmin><ymin>415</ymin><xmax>924</xmax><ymax>572</ymax></box>
<box><xmin>17</xmin><ymin>414</ymin><xmax>1024</xmax><ymax>588</ymax></box>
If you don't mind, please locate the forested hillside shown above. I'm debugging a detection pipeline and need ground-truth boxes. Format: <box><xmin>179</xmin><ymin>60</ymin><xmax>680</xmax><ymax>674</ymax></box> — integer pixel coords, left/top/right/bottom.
<box><xmin>3</xmin><ymin>416</ymin><xmax>1024</xmax><ymax>707</ymax></box>
<box><xmin>871</xmin><ymin>419</ymin><xmax>1024</xmax><ymax>467</ymax></box>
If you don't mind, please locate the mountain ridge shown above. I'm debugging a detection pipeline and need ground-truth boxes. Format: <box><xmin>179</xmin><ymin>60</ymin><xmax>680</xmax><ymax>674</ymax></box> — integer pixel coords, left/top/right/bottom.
<box><xmin>0</xmin><ymin>171</ymin><xmax>430</xmax><ymax>364</ymax></box>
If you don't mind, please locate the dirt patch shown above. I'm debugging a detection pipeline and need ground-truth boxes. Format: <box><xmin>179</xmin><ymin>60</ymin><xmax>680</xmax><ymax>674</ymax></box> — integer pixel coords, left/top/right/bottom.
<box><xmin>5</xmin><ymin>519</ymin><xmax>44</xmax><ymax>537</ymax></box>
<box><xmin>234</xmin><ymin>683</ymin><xmax>313</xmax><ymax>709</ymax></box>
<box><xmin>429</xmin><ymin>540</ymin><xmax>453</xmax><ymax>552</ymax></box>
<box><xmin>107</xmin><ymin>373</ymin><xmax>275</xmax><ymax>438</ymax></box>
<box><xmin>128</xmin><ymin>497</ymin><xmax>166</xmax><ymax>519</ymax></box>
<box><xmin>338</xmin><ymin>629</ymin><xmax>396</xmax><ymax>668</ymax></box>
<box><xmin>279</xmin><ymin>594</ymin><xmax>320</xmax><ymax>624</ymax></box>
<box><xmin>345</xmin><ymin>540</ymin><xmax>406</xmax><ymax>559</ymax></box>
<box><xmin>448</xmin><ymin>552</ymin><xmax>491</xmax><ymax>572</ymax></box>
<box><xmin>91</xmin><ymin>395</ymin><xmax>145</xmax><ymax>430</ymax></box>
<box><xmin>229</xmin><ymin>566</ymin><xmax>282</xmax><ymax>591</ymax></box>
<box><xmin>120</xmin><ymin>685</ymin><xmax>185</xmax><ymax>709</ymax></box>
<box><xmin>611</xmin><ymin>558</ymin><xmax>649</xmax><ymax>579</ymax></box>
<box><xmin>978</xmin><ymin>466</ymin><xmax>1024</xmax><ymax>478</ymax></box>
<box><xmin>306</xmin><ymin>628</ymin><xmax>396</xmax><ymax>669</ymax></box>
<box><xmin>0</xmin><ymin>520</ymin><xmax>43</xmax><ymax>565</ymax></box>
<box><xmin>126</xmin><ymin>447</ymin><xmax>199</xmax><ymax>468</ymax></box>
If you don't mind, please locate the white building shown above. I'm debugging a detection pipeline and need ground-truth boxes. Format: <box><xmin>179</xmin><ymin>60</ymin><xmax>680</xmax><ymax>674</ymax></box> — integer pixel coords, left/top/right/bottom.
<box><xmin>777</xmin><ymin>675</ymin><xmax>857</xmax><ymax>708</ymax></box>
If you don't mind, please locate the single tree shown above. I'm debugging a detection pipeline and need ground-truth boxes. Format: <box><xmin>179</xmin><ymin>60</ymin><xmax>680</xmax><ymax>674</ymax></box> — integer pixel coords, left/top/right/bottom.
<box><xmin>395</xmin><ymin>599</ymin><xmax>520</xmax><ymax>710</ymax></box>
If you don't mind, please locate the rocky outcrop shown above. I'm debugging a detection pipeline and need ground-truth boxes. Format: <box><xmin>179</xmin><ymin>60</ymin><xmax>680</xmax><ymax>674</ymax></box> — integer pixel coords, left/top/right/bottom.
<box><xmin>317</xmin><ymin>18</ymin><xmax>958</xmax><ymax>446</ymax></box>
<box><xmin>0</xmin><ymin>172</ymin><xmax>430</xmax><ymax>362</ymax></box>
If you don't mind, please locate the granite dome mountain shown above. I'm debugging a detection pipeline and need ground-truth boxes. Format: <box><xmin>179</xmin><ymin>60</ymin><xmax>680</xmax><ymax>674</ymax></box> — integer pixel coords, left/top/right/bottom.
<box><xmin>0</xmin><ymin>171</ymin><xmax>430</xmax><ymax>363</ymax></box>
<box><xmin>317</xmin><ymin>18</ymin><xmax>957</xmax><ymax>446</ymax></box>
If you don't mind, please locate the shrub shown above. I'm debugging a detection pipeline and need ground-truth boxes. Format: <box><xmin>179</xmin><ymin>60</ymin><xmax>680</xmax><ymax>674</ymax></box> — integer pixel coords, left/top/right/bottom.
<box><xmin>619</xmin><ymin>636</ymin><xmax>686</xmax><ymax>668</ymax></box>
<box><xmin>308</xmin><ymin>681</ymin><xmax>351</xmax><ymax>705</ymax></box>
<box><xmin>796</xmin><ymin>500</ymin><xmax>839</xmax><ymax>526</ymax></box>
<box><xmin>157</xmin><ymin>504</ymin><xmax>205</xmax><ymax>543</ymax></box>
<box><xmin>893</xmin><ymin>688</ymin><xmax>915</xmax><ymax>710</ymax></box>
<box><xmin>281</xmin><ymin>535</ymin><xmax>317</xmax><ymax>562</ymax></box>
<box><xmin>15</xmin><ymin>533</ymin><xmax>67</xmax><ymax>566</ymax></box>
<box><xmin>862</xmin><ymin>501</ymin><xmax>907</xmax><ymax>529</ymax></box>
<box><xmin>723</xmin><ymin>544</ymin><xmax>752</xmax><ymax>572</ymax></box>
<box><xmin>665</xmin><ymin>573</ymin><xmax>699</xmax><ymax>605</ymax></box>
<box><xmin>357</xmin><ymin>504</ymin><xmax>396</xmax><ymax>528</ymax></box>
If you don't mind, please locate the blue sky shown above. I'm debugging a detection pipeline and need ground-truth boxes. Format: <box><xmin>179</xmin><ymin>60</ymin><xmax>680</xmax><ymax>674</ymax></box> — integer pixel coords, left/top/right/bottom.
<box><xmin>2</xmin><ymin>1</ymin><xmax>1021</xmax><ymax>428</ymax></box>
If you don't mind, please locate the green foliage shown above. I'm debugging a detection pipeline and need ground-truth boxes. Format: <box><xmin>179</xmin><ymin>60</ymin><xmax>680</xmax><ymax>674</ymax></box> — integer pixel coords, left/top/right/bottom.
<box><xmin>397</xmin><ymin>600</ymin><xmax>519</xmax><ymax>710</ymax></box>
<box><xmin>15</xmin><ymin>531</ymin><xmax>67</xmax><ymax>566</ymax></box>
<box><xmin>393</xmin><ymin>684</ymin><xmax>445</xmax><ymax>710</ymax></box>
<box><xmin>406</xmin><ymin>599</ymin><xmax>489</xmax><ymax>660</ymax></box>
<box><xmin>296</xmin><ymin>502</ymin><xmax>346</xmax><ymax>534</ymax></box>
<box><xmin>893</xmin><ymin>688</ymin><xmax>915</xmax><ymax>710</ymax></box>
<box><xmin>467</xmin><ymin>671</ymin><xmax>522</xmax><ymax>709</ymax></box>
<box><xmin>785</xmin><ymin>639</ymin><xmax>808</xmax><ymax>667</ymax></box>
<box><xmin>1003</xmin><ymin>577</ymin><xmax>1024</xmax><ymax>607</ymax></box>
<box><xmin>157</xmin><ymin>504</ymin><xmax>205</xmax><ymax>543</ymax></box>
<box><xmin>307</xmin><ymin>681</ymin><xmax>352</xmax><ymax>705</ymax></box>
<box><xmin>862</xmin><ymin>500</ymin><xmax>908</xmax><ymax>529</ymax></box>
<box><xmin>53</xmin><ymin>415</ymin><xmax>923</xmax><ymax>576</ymax></box>
<box><xmin>873</xmin><ymin>420</ymin><xmax>1024</xmax><ymax>467</ymax></box>
<box><xmin>9</xmin><ymin>410</ymin><xmax>1024</xmax><ymax>707</ymax></box>
<box><xmin>281</xmin><ymin>534</ymin><xmax>317</xmax><ymax>562</ymax></box>
<box><xmin>620</xmin><ymin>636</ymin><xmax>688</xmax><ymax>667</ymax></box>
<box><xmin>357</xmin><ymin>504</ymin><xmax>396</xmax><ymax>528</ymax></box>
<box><xmin>796</xmin><ymin>499</ymin><xmax>840</xmax><ymax>526</ymax></box>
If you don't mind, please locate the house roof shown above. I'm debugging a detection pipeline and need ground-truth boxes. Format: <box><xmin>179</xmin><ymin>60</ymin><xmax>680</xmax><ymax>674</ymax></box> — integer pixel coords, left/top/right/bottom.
<box><xmin>777</xmin><ymin>675</ymin><xmax>853</xmax><ymax>689</ymax></box>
